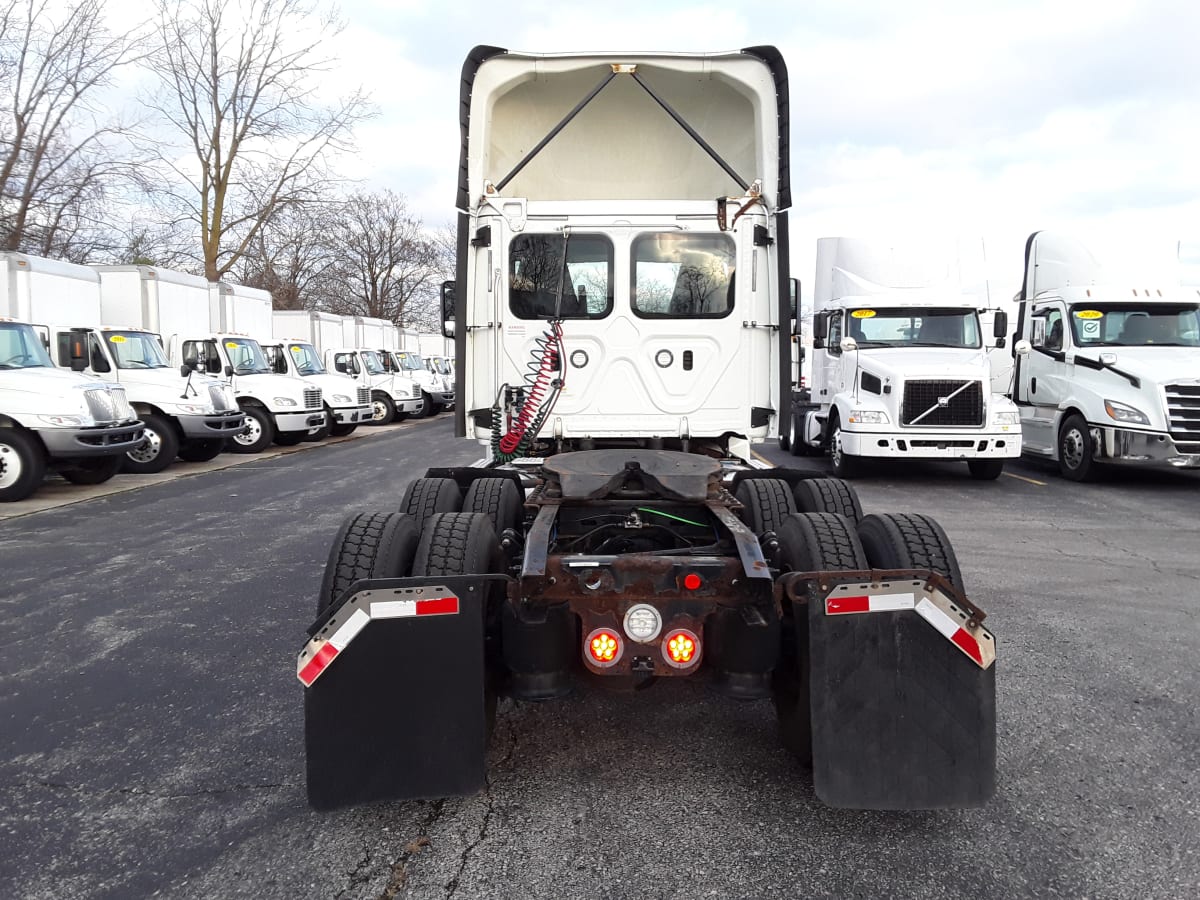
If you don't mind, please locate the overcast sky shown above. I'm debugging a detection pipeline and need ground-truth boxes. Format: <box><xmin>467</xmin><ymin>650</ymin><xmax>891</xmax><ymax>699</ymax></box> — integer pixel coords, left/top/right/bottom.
<box><xmin>114</xmin><ymin>0</ymin><xmax>1200</xmax><ymax>293</ymax></box>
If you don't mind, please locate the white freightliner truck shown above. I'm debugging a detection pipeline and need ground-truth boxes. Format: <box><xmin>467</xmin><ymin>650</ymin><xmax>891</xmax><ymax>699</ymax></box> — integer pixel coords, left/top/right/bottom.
<box><xmin>42</xmin><ymin>265</ymin><xmax>246</xmax><ymax>472</ymax></box>
<box><xmin>297</xmin><ymin>47</ymin><xmax>996</xmax><ymax>813</ymax></box>
<box><xmin>786</xmin><ymin>238</ymin><xmax>1025</xmax><ymax>480</ymax></box>
<box><xmin>164</xmin><ymin>281</ymin><xmax>326</xmax><ymax>452</ymax></box>
<box><xmin>1011</xmin><ymin>231</ymin><xmax>1200</xmax><ymax>479</ymax></box>
<box><xmin>364</xmin><ymin>321</ymin><xmax>452</xmax><ymax>416</ymax></box>
<box><xmin>0</xmin><ymin>255</ymin><xmax>144</xmax><ymax>501</ymax></box>
<box><xmin>265</xmin><ymin>311</ymin><xmax>373</xmax><ymax>438</ymax></box>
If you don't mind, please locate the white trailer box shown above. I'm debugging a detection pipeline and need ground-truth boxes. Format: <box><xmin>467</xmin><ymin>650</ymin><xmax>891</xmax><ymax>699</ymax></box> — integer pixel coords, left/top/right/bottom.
<box><xmin>209</xmin><ymin>282</ymin><xmax>273</xmax><ymax>339</ymax></box>
<box><xmin>94</xmin><ymin>266</ymin><xmax>212</xmax><ymax>351</ymax></box>
<box><xmin>2</xmin><ymin>253</ymin><xmax>102</xmax><ymax>326</ymax></box>
<box><xmin>272</xmin><ymin>310</ymin><xmax>345</xmax><ymax>354</ymax></box>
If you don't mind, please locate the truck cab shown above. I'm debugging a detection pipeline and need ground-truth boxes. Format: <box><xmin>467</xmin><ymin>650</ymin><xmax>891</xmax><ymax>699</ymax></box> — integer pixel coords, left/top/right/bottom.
<box><xmin>382</xmin><ymin>349</ymin><xmax>451</xmax><ymax>415</ymax></box>
<box><xmin>791</xmin><ymin>238</ymin><xmax>1023</xmax><ymax>479</ymax></box>
<box><xmin>176</xmin><ymin>333</ymin><xmax>325</xmax><ymax>452</ymax></box>
<box><xmin>1</xmin><ymin>317</ymin><xmax>144</xmax><ymax>501</ymax></box>
<box><xmin>49</xmin><ymin>325</ymin><xmax>245</xmax><ymax>471</ymax></box>
<box><xmin>1012</xmin><ymin>231</ymin><xmax>1200</xmax><ymax>479</ymax></box>
<box><xmin>261</xmin><ymin>339</ymin><xmax>372</xmax><ymax>437</ymax></box>
<box><xmin>325</xmin><ymin>347</ymin><xmax>422</xmax><ymax>425</ymax></box>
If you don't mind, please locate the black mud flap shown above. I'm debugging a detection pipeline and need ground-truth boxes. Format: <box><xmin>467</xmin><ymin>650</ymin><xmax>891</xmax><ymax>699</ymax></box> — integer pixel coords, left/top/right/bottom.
<box><xmin>301</xmin><ymin>578</ymin><xmax>495</xmax><ymax>810</ymax></box>
<box><xmin>808</xmin><ymin>580</ymin><xmax>996</xmax><ymax>809</ymax></box>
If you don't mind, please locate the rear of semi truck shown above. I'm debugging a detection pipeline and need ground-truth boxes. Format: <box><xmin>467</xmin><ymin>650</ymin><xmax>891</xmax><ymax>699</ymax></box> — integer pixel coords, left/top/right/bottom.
<box><xmin>298</xmin><ymin>47</ymin><xmax>997</xmax><ymax>812</ymax></box>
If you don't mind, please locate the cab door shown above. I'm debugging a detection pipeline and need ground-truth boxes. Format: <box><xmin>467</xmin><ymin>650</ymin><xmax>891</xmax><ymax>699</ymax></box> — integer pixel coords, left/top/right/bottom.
<box><xmin>1019</xmin><ymin>300</ymin><xmax>1069</xmax><ymax>452</ymax></box>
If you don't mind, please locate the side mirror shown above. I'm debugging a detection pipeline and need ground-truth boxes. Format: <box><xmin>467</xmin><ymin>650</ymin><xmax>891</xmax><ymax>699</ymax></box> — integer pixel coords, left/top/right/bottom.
<box><xmin>1099</xmin><ymin>351</ymin><xmax>1118</xmax><ymax>366</ymax></box>
<box><xmin>440</xmin><ymin>280</ymin><xmax>455</xmax><ymax>339</ymax></box>
<box><xmin>813</xmin><ymin>313</ymin><xmax>828</xmax><ymax>342</ymax></box>
<box><xmin>223</xmin><ymin>364</ymin><xmax>233</xmax><ymax>376</ymax></box>
<box><xmin>840</xmin><ymin>336</ymin><xmax>859</xmax><ymax>353</ymax></box>
<box><xmin>179</xmin><ymin>364</ymin><xmax>192</xmax><ymax>377</ymax></box>
<box><xmin>993</xmin><ymin>310</ymin><xmax>1008</xmax><ymax>338</ymax></box>
<box><xmin>788</xmin><ymin>278</ymin><xmax>799</xmax><ymax>321</ymax></box>
<box><xmin>1015</xmin><ymin>339</ymin><xmax>1032</xmax><ymax>356</ymax></box>
<box><xmin>69</xmin><ymin>333</ymin><xmax>88</xmax><ymax>372</ymax></box>
<box><xmin>1030</xmin><ymin>318</ymin><xmax>1046</xmax><ymax>347</ymax></box>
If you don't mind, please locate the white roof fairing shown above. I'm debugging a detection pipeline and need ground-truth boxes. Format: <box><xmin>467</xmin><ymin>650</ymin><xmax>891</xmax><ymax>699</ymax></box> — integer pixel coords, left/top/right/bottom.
<box><xmin>460</xmin><ymin>48</ymin><xmax>787</xmax><ymax>208</ymax></box>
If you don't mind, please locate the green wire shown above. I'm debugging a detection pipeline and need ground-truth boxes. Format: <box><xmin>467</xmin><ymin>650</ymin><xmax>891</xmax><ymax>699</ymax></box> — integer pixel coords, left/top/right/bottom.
<box><xmin>637</xmin><ymin>507</ymin><xmax>706</xmax><ymax>528</ymax></box>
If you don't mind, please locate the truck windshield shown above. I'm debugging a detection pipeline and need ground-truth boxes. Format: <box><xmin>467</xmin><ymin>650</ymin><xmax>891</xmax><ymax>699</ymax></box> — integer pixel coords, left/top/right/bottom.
<box><xmin>395</xmin><ymin>351</ymin><xmax>424</xmax><ymax>370</ymax></box>
<box><xmin>1069</xmin><ymin>304</ymin><xmax>1200</xmax><ymax>347</ymax></box>
<box><xmin>845</xmin><ymin>307</ymin><xmax>982</xmax><ymax>349</ymax></box>
<box><xmin>360</xmin><ymin>350</ymin><xmax>386</xmax><ymax>375</ymax></box>
<box><xmin>105</xmin><ymin>331</ymin><xmax>169</xmax><ymax>368</ymax></box>
<box><xmin>0</xmin><ymin>322</ymin><xmax>53</xmax><ymax>368</ymax></box>
<box><xmin>286</xmin><ymin>342</ymin><xmax>326</xmax><ymax>374</ymax></box>
<box><xmin>433</xmin><ymin>357</ymin><xmax>450</xmax><ymax>375</ymax></box>
<box><xmin>223</xmin><ymin>338</ymin><xmax>270</xmax><ymax>374</ymax></box>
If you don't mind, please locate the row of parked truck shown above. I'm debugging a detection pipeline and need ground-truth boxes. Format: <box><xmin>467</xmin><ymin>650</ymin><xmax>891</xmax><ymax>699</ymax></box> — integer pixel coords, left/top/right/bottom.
<box><xmin>0</xmin><ymin>252</ymin><xmax>456</xmax><ymax>502</ymax></box>
<box><xmin>783</xmin><ymin>232</ymin><xmax>1200</xmax><ymax>481</ymax></box>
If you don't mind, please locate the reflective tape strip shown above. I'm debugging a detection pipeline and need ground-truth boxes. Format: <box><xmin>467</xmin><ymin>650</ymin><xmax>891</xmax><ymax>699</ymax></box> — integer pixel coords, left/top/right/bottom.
<box><xmin>826</xmin><ymin>592</ymin><xmax>916</xmax><ymax>615</ymax></box>
<box><xmin>328</xmin><ymin>608</ymin><xmax>370</xmax><ymax>649</ymax></box>
<box><xmin>370</xmin><ymin>595</ymin><xmax>460</xmax><ymax>619</ymax></box>
<box><xmin>298</xmin><ymin>642</ymin><xmax>338</xmax><ymax>687</ymax></box>
<box><xmin>915</xmin><ymin>597</ymin><xmax>983</xmax><ymax>665</ymax></box>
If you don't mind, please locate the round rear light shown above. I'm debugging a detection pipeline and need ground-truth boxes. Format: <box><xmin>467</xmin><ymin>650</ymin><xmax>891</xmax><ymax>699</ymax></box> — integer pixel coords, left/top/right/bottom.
<box><xmin>682</xmin><ymin>572</ymin><xmax>702</xmax><ymax>591</ymax></box>
<box><xmin>662</xmin><ymin>628</ymin><xmax>701</xmax><ymax>669</ymax></box>
<box><xmin>585</xmin><ymin>627</ymin><xmax>622</xmax><ymax>668</ymax></box>
<box><xmin>623</xmin><ymin>603</ymin><xmax>662</xmax><ymax>643</ymax></box>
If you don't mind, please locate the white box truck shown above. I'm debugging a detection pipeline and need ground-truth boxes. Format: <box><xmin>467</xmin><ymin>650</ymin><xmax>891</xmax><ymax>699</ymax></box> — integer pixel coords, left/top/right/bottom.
<box><xmin>266</xmin><ymin>310</ymin><xmax>373</xmax><ymax>436</ymax></box>
<box><xmin>1011</xmin><ymin>230</ymin><xmax>1200</xmax><ymax>479</ymax></box>
<box><xmin>298</xmin><ymin>47</ymin><xmax>996</xmax><ymax>815</ymax></box>
<box><xmin>1</xmin><ymin>254</ymin><xmax>144</xmax><ymax>500</ymax></box>
<box><xmin>787</xmin><ymin>237</ymin><xmax>1024</xmax><ymax>479</ymax></box>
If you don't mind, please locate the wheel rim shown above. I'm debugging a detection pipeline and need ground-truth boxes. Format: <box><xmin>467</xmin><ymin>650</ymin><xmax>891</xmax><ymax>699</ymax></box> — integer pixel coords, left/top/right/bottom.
<box><xmin>0</xmin><ymin>445</ymin><xmax>21</xmax><ymax>489</ymax></box>
<box><xmin>127</xmin><ymin>428</ymin><xmax>162</xmax><ymax>463</ymax></box>
<box><xmin>233</xmin><ymin>415</ymin><xmax>261</xmax><ymax>446</ymax></box>
<box><xmin>1061</xmin><ymin>426</ymin><xmax>1086</xmax><ymax>470</ymax></box>
<box><xmin>372</xmin><ymin>399</ymin><xmax>388</xmax><ymax>422</ymax></box>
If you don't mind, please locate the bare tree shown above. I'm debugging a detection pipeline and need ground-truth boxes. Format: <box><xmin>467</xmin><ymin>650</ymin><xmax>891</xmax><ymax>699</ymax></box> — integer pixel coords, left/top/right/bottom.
<box><xmin>235</xmin><ymin>200</ymin><xmax>339</xmax><ymax>309</ymax></box>
<box><xmin>0</xmin><ymin>0</ymin><xmax>144</xmax><ymax>258</ymax></box>
<box><xmin>325</xmin><ymin>190</ymin><xmax>441</xmax><ymax>328</ymax></box>
<box><xmin>146</xmin><ymin>0</ymin><xmax>371</xmax><ymax>281</ymax></box>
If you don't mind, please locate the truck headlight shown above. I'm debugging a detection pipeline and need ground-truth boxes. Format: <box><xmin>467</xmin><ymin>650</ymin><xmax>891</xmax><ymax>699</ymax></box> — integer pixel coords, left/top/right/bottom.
<box><xmin>38</xmin><ymin>415</ymin><xmax>88</xmax><ymax>426</ymax></box>
<box><xmin>1104</xmin><ymin>399</ymin><xmax>1149</xmax><ymax>426</ymax></box>
<box><xmin>273</xmin><ymin>397</ymin><xmax>298</xmax><ymax>407</ymax></box>
<box><xmin>991</xmin><ymin>411</ymin><xmax>1020</xmax><ymax>425</ymax></box>
<box><xmin>332</xmin><ymin>394</ymin><xmax>352</xmax><ymax>404</ymax></box>
<box><xmin>847</xmin><ymin>409</ymin><xmax>889</xmax><ymax>424</ymax></box>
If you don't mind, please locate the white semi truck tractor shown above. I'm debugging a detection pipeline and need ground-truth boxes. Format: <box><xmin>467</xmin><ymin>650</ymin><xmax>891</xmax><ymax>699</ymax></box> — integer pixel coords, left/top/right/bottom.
<box><xmin>787</xmin><ymin>238</ymin><xmax>1024</xmax><ymax>480</ymax></box>
<box><xmin>297</xmin><ymin>47</ymin><xmax>997</xmax><ymax>813</ymax></box>
<box><xmin>265</xmin><ymin>311</ymin><xmax>373</xmax><ymax>438</ymax></box>
<box><xmin>1011</xmin><ymin>231</ymin><xmax>1200</xmax><ymax>480</ymax></box>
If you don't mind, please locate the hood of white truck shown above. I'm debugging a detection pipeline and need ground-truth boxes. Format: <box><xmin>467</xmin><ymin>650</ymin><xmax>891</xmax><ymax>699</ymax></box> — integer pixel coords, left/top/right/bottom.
<box><xmin>859</xmin><ymin>347</ymin><xmax>992</xmax><ymax>382</ymax></box>
<box><xmin>1076</xmin><ymin>347</ymin><xmax>1200</xmax><ymax>387</ymax></box>
<box><xmin>304</xmin><ymin>372</ymin><xmax>363</xmax><ymax>403</ymax></box>
<box><xmin>0</xmin><ymin>368</ymin><xmax>114</xmax><ymax>417</ymax></box>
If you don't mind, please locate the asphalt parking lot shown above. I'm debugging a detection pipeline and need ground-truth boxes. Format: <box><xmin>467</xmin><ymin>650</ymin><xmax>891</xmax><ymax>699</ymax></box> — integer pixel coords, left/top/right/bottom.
<box><xmin>1</xmin><ymin>421</ymin><xmax>1197</xmax><ymax>899</ymax></box>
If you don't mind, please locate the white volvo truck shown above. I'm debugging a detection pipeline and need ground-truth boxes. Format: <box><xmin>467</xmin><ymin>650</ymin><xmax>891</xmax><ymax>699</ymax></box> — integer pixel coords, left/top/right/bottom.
<box><xmin>297</xmin><ymin>47</ymin><xmax>997</xmax><ymax>814</ymax></box>
<box><xmin>788</xmin><ymin>237</ymin><xmax>1025</xmax><ymax>479</ymax></box>
<box><xmin>1012</xmin><ymin>231</ymin><xmax>1200</xmax><ymax>479</ymax></box>
<box><xmin>265</xmin><ymin>311</ymin><xmax>373</xmax><ymax>438</ymax></box>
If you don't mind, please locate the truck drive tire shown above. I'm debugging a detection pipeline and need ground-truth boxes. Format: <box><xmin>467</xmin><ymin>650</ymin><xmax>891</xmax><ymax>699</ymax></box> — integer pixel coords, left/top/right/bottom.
<box><xmin>370</xmin><ymin>391</ymin><xmax>396</xmax><ymax>425</ymax></box>
<box><xmin>178</xmin><ymin>439</ymin><xmax>224</xmax><ymax>463</ymax></box>
<box><xmin>420</xmin><ymin>392</ymin><xmax>437</xmax><ymax>418</ymax></box>
<box><xmin>778</xmin><ymin>420</ymin><xmax>791</xmax><ymax>452</ymax></box>
<box><xmin>303</xmin><ymin>404</ymin><xmax>334</xmax><ymax>442</ymax></box>
<box><xmin>59</xmin><ymin>455</ymin><xmax>122</xmax><ymax>486</ymax></box>
<box><xmin>828</xmin><ymin>417</ymin><xmax>860</xmax><ymax>478</ymax></box>
<box><xmin>330</xmin><ymin>422</ymin><xmax>357</xmax><ymax>437</ymax></box>
<box><xmin>273</xmin><ymin>433</ymin><xmax>303</xmax><ymax>446</ymax></box>
<box><xmin>228</xmin><ymin>404</ymin><xmax>274</xmax><ymax>453</ymax></box>
<box><xmin>462</xmin><ymin>477</ymin><xmax>524</xmax><ymax>534</ymax></box>
<box><xmin>0</xmin><ymin>428</ymin><xmax>46</xmax><ymax>502</ymax></box>
<box><xmin>792</xmin><ymin>477</ymin><xmax>864</xmax><ymax>523</ymax></box>
<box><xmin>967</xmin><ymin>460</ymin><xmax>1005</xmax><ymax>481</ymax></box>
<box><xmin>1057</xmin><ymin>413</ymin><xmax>1100</xmax><ymax>482</ymax></box>
<box><xmin>735</xmin><ymin>478</ymin><xmax>797</xmax><ymax>536</ymax></box>
<box><xmin>856</xmin><ymin>512</ymin><xmax>966</xmax><ymax>594</ymax></box>
<box><xmin>772</xmin><ymin>512</ymin><xmax>869</xmax><ymax>766</ymax></box>
<box><xmin>317</xmin><ymin>511</ymin><xmax>420</xmax><ymax>617</ymax></box>
<box><xmin>121</xmin><ymin>412</ymin><xmax>180</xmax><ymax>475</ymax></box>
<box><xmin>401</xmin><ymin>477</ymin><xmax>463</xmax><ymax>523</ymax></box>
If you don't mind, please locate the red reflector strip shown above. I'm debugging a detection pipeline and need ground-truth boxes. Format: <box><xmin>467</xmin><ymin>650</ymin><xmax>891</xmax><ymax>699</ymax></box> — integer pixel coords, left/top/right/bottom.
<box><xmin>370</xmin><ymin>595</ymin><xmax>460</xmax><ymax>619</ymax></box>
<box><xmin>416</xmin><ymin>595</ymin><xmax>459</xmax><ymax>616</ymax></box>
<box><xmin>826</xmin><ymin>592</ymin><xmax>916</xmax><ymax>615</ymax></box>
<box><xmin>298</xmin><ymin>641</ymin><xmax>338</xmax><ymax>687</ymax></box>
<box><xmin>916</xmin><ymin>597</ymin><xmax>983</xmax><ymax>666</ymax></box>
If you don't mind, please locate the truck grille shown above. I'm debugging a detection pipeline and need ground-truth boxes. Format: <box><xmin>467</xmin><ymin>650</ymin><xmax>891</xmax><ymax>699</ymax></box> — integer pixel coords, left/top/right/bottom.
<box><xmin>901</xmin><ymin>380</ymin><xmax>984</xmax><ymax>427</ymax></box>
<box><xmin>208</xmin><ymin>383</ymin><xmax>237</xmax><ymax>412</ymax></box>
<box><xmin>84</xmin><ymin>387</ymin><xmax>133</xmax><ymax>423</ymax></box>
<box><xmin>1165</xmin><ymin>383</ymin><xmax>1200</xmax><ymax>453</ymax></box>
<box><xmin>357</xmin><ymin>386</ymin><xmax>370</xmax><ymax>406</ymax></box>
<box><xmin>304</xmin><ymin>387</ymin><xmax>322</xmax><ymax>410</ymax></box>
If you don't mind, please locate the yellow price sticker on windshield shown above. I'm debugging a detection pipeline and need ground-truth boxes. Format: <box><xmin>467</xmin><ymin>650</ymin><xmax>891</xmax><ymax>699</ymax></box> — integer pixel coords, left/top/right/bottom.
<box><xmin>225</xmin><ymin>341</ymin><xmax>239</xmax><ymax>349</ymax></box>
<box><xmin>851</xmin><ymin>309</ymin><xmax>876</xmax><ymax>319</ymax></box>
<box><xmin>289</xmin><ymin>345</ymin><xmax>303</xmax><ymax>354</ymax></box>
<box><xmin>108</xmin><ymin>334</ymin><xmax>127</xmax><ymax>343</ymax></box>
<box><xmin>1075</xmin><ymin>309</ymin><xmax>1104</xmax><ymax>319</ymax></box>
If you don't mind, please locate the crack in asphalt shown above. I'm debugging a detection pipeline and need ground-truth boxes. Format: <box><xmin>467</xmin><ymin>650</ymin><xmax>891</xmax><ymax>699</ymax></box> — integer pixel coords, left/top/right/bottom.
<box><xmin>23</xmin><ymin>779</ymin><xmax>286</xmax><ymax>801</ymax></box>
<box><xmin>337</xmin><ymin>840</ymin><xmax>374</xmax><ymax>900</ymax></box>
<box><xmin>443</xmin><ymin>710</ymin><xmax>520</xmax><ymax>900</ymax></box>
<box><xmin>375</xmin><ymin>798</ymin><xmax>446</xmax><ymax>900</ymax></box>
